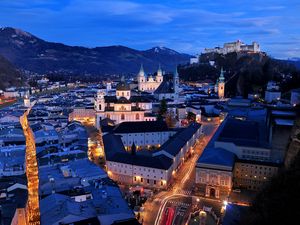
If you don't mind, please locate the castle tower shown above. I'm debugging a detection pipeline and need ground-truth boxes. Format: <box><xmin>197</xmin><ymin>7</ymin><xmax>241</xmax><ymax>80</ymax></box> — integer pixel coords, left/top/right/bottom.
<box><xmin>174</xmin><ymin>66</ymin><xmax>179</xmax><ymax>94</ymax></box>
<box><xmin>137</xmin><ymin>64</ymin><xmax>145</xmax><ymax>91</ymax></box>
<box><xmin>156</xmin><ymin>64</ymin><xmax>163</xmax><ymax>83</ymax></box>
<box><xmin>218</xmin><ymin>68</ymin><xmax>225</xmax><ymax>99</ymax></box>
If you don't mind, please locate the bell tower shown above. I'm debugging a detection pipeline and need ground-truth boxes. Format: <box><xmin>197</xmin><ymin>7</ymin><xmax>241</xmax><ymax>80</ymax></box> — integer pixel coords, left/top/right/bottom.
<box><xmin>156</xmin><ymin>64</ymin><xmax>163</xmax><ymax>83</ymax></box>
<box><xmin>95</xmin><ymin>90</ymin><xmax>105</xmax><ymax>112</ymax></box>
<box><xmin>24</xmin><ymin>94</ymin><xmax>31</xmax><ymax>108</ymax></box>
<box><xmin>174</xmin><ymin>66</ymin><xmax>179</xmax><ymax>94</ymax></box>
<box><xmin>218</xmin><ymin>68</ymin><xmax>225</xmax><ymax>99</ymax></box>
<box><xmin>137</xmin><ymin>64</ymin><xmax>145</xmax><ymax>91</ymax></box>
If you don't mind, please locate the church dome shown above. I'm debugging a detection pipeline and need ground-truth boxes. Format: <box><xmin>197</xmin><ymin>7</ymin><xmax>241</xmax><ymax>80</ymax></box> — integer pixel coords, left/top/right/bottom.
<box><xmin>116</xmin><ymin>81</ymin><xmax>130</xmax><ymax>91</ymax></box>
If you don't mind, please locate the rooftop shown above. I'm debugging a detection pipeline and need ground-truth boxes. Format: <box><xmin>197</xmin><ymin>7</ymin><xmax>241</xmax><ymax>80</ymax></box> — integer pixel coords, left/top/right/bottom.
<box><xmin>217</xmin><ymin>118</ymin><xmax>269</xmax><ymax>148</ymax></box>
<box><xmin>113</xmin><ymin>121</ymin><xmax>170</xmax><ymax>133</ymax></box>
<box><xmin>197</xmin><ymin>147</ymin><xmax>236</xmax><ymax>168</ymax></box>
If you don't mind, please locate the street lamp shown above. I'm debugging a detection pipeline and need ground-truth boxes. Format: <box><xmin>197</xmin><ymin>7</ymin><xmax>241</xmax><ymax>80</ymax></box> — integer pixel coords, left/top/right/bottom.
<box><xmin>223</xmin><ymin>200</ymin><xmax>228</xmax><ymax>209</ymax></box>
<box><xmin>221</xmin><ymin>200</ymin><xmax>228</xmax><ymax>214</ymax></box>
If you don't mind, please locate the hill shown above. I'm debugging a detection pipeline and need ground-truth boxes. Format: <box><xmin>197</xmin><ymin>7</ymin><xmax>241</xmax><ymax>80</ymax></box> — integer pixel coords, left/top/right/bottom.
<box><xmin>179</xmin><ymin>52</ymin><xmax>300</xmax><ymax>97</ymax></box>
<box><xmin>0</xmin><ymin>27</ymin><xmax>191</xmax><ymax>75</ymax></box>
<box><xmin>0</xmin><ymin>54</ymin><xmax>23</xmax><ymax>90</ymax></box>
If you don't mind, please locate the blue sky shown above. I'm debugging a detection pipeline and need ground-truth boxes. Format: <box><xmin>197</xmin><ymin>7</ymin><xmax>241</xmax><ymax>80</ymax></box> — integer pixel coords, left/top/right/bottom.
<box><xmin>0</xmin><ymin>0</ymin><xmax>299</xmax><ymax>58</ymax></box>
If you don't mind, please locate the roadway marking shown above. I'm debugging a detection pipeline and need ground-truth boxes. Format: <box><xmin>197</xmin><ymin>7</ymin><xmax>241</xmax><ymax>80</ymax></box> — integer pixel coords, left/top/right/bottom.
<box><xmin>168</xmin><ymin>201</ymin><xmax>191</xmax><ymax>207</ymax></box>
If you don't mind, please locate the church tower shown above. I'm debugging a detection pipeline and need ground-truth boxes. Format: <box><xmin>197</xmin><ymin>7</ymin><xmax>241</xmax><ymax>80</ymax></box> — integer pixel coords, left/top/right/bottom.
<box><xmin>137</xmin><ymin>64</ymin><xmax>145</xmax><ymax>91</ymax></box>
<box><xmin>95</xmin><ymin>90</ymin><xmax>106</xmax><ymax>129</ymax></box>
<box><xmin>218</xmin><ymin>68</ymin><xmax>225</xmax><ymax>99</ymax></box>
<box><xmin>95</xmin><ymin>90</ymin><xmax>105</xmax><ymax>112</ymax></box>
<box><xmin>156</xmin><ymin>64</ymin><xmax>163</xmax><ymax>83</ymax></box>
<box><xmin>24</xmin><ymin>95</ymin><xmax>31</xmax><ymax>108</ymax></box>
<box><xmin>173</xmin><ymin>66</ymin><xmax>179</xmax><ymax>94</ymax></box>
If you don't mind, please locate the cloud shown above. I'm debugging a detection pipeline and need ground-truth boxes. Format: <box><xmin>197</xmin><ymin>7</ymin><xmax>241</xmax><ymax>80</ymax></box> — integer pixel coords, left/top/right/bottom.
<box><xmin>0</xmin><ymin>0</ymin><xmax>299</xmax><ymax>58</ymax></box>
<box><xmin>253</xmin><ymin>6</ymin><xmax>286</xmax><ymax>11</ymax></box>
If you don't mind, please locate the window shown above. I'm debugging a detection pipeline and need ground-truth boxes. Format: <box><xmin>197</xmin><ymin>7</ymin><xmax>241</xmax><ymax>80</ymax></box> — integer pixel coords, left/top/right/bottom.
<box><xmin>122</xmin><ymin>92</ymin><xmax>124</xmax><ymax>97</ymax></box>
<box><xmin>141</xmin><ymin>178</ymin><xmax>143</xmax><ymax>182</ymax></box>
<box><xmin>134</xmin><ymin>177</ymin><xmax>136</xmax><ymax>181</ymax></box>
<box><xmin>161</xmin><ymin>181</ymin><xmax>163</xmax><ymax>186</ymax></box>
<box><xmin>136</xmin><ymin>113</ymin><xmax>140</xmax><ymax>120</ymax></box>
<box><xmin>154</xmin><ymin>180</ymin><xmax>156</xmax><ymax>184</ymax></box>
<box><xmin>121</xmin><ymin>114</ymin><xmax>125</xmax><ymax>120</ymax></box>
<box><xmin>147</xmin><ymin>179</ymin><xmax>149</xmax><ymax>184</ymax></box>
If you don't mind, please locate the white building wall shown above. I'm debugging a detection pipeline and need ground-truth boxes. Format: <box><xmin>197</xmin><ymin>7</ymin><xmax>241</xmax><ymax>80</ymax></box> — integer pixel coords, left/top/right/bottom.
<box><xmin>106</xmin><ymin>161</ymin><xmax>172</xmax><ymax>188</ymax></box>
<box><xmin>119</xmin><ymin>131</ymin><xmax>176</xmax><ymax>149</ymax></box>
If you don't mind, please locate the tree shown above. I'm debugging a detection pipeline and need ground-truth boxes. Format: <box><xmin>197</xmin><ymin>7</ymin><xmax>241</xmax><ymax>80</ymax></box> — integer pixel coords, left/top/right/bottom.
<box><xmin>165</xmin><ymin>110</ymin><xmax>177</xmax><ymax>128</ymax></box>
<box><xmin>157</xmin><ymin>98</ymin><xmax>167</xmax><ymax>121</ymax></box>
<box><xmin>187</xmin><ymin>111</ymin><xmax>196</xmax><ymax>123</ymax></box>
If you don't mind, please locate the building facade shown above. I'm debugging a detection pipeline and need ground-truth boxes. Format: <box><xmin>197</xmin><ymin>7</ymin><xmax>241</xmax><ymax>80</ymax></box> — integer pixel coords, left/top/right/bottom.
<box><xmin>94</xmin><ymin>78</ymin><xmax>155</xmax><ymax>128</ymax></box>
<box><xmin>204</xmin><ymin>40</ymin><xmax>260</xmax><ymax>55</ymax></box>
<box><xmin>113</xmin><ymin>121</ymin><xmax>176</xmax><ymax>150</ymax></box>
<box><xmin>195</xmin><ymin>147</ymin><xmax>235</xmax><ymax>199</ymax></box>
<box><xmin>233</xmin><ymin>160</ymin><xmax>279</xmax><ymax>191</ymax></box>
<box><xmin>137</xmin><ymin>65</ymin><xmax>163</xmax><ymax>93</ymax></box>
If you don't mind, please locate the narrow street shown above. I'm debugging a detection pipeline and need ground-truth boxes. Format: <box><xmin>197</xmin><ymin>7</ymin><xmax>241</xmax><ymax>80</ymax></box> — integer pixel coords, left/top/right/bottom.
<box><xmin>20</xmin><ymin>107</ymin><xmax>41</xmax><ymax>225</ymax></box>
<box><xmin>142</xmin><ymin>123</ymin><xmax>218</xmax><ymax>225</ymax></box>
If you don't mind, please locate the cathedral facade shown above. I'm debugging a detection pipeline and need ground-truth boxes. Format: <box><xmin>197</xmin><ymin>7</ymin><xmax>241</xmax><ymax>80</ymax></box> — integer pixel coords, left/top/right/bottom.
<box><xmin>95</xmin><ymin>78</ymin><xmax>156</xmax><ymax>129</ymax></box>
<box><xmin>137</xmin><ymin>65</ymin><xmax>163</xmax><ymax>93</ymax></box>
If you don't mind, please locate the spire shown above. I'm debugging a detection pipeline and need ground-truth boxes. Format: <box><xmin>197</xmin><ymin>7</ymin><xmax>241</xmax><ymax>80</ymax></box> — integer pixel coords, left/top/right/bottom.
<box><xmin>174</xmin><ymin>66</ymin><xmax>179</xmax><ymax>78</ymax></box>
<box><xmin>121</xmin><ymin>75</ymin><xmax>125</xmax><ymax>82</ymax></box>
<box><xmin>138</xmin><ymin>64</ymin><xmax>145</xmax><ymax>76</ymax></box>
<box><xmin>158</xmin><ymin>63</ymin><xmax>162</xmax><ymax>73</ymax></box>
<box><xmin>219</xmin><ymin>67</ymin><xmax>225</xmax><ymax>82</ymax></box>
<box><xmin>131</xmin><ymin>142</ymin><xmax>136</xmax><ymax>156</ymax></box>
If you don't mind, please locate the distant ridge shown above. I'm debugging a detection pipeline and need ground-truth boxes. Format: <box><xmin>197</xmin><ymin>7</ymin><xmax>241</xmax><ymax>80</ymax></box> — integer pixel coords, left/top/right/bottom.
<box><xmin>0</xmin><ymin>27</ymin><xmax>191</xmax><ymax>75</ymax></box>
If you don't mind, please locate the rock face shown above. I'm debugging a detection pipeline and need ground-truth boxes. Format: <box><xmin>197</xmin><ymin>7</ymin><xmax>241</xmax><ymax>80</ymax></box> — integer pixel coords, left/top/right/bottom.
<box><xmin>0</xmin><ymin>27</ymin><xmax>191</xmax><ymax>75</ymax></box>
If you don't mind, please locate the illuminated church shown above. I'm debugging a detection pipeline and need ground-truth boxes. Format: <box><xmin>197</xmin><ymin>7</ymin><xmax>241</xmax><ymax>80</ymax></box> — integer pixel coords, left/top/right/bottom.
<box><xmin>137</xmin><ymin>64</ymin><xmax>163</xmax><ymax>93</ymax></box>
<box><xmin>95</xmin><ymin>77</ymin><xmax>156</xmax><ymax>129</ymax></box>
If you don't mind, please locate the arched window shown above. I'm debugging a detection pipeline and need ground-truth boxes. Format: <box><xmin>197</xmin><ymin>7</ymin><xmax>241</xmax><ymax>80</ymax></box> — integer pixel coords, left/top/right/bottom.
<box><xmin>122</xmin><ymin>92</ymin><xmax>124</xmax><ymax>97</ymax></box>
<box><xmin>99</xmin><ymin>104</ymin><xmax>101</xmax><ymax>110</ymax></box>
<box><xmin>136</xmin><ymin>113</ymin><xmax>140</xmax><ymax>120</ymax></box>
<box><xmin>121</xmin><ymin>114</ymin><xmax>125</xmax><ymax>120</ymax></box>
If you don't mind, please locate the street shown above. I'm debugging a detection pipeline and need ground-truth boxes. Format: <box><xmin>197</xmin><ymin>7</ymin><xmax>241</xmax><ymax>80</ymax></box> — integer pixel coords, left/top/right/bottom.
<box><xmin>20</xmin><ymin>107</ymin><xmax>41</xmax><ymax>224</ymax></box>
<box><xmin>142</xmin><ymin>122</ymin><xmax>218</xmax><ymax>225</ymax></box>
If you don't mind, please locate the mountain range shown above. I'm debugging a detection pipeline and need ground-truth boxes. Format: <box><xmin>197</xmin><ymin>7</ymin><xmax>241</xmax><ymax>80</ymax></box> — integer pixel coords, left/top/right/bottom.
<box><xmin>0</xmin><ymin>27</ymin><xmax>191</xmax><ymax>75</ymax></box>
